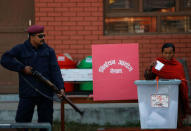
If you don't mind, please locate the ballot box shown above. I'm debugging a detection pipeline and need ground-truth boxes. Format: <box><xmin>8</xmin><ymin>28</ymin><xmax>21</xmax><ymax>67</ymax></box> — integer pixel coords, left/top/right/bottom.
<box><xmin>134</xmin><ymin>79</ymin><xmax>181</xmax><ymax>129</ymax></box>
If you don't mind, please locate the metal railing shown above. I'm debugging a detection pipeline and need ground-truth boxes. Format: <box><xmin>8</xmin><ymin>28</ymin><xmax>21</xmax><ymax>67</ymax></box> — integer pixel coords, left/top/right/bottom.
<box><xmin>0</xmin><ymin>123</ymin><xmax>51</xmax><ymax>131</ymax></box>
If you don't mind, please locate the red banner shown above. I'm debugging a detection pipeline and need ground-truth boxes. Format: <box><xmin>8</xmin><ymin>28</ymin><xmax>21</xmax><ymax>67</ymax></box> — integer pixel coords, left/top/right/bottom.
<box><xmin>92</xmin><ymin>44</ymin><xmax>139</xmax><ymax>101</ymax></box>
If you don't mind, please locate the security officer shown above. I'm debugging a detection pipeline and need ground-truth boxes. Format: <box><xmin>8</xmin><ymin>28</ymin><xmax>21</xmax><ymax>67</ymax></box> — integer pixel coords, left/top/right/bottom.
<box><xmin>1</xmin><ymin>25</ymin><xmax>65</xmax><ymax>130</ymax></box>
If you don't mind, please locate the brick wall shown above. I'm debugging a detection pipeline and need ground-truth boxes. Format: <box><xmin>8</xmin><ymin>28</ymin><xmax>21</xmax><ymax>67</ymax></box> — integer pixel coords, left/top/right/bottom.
<box><xmin>35</xmin><ymin>0</ymin><xmax>191</xmax><ymax>80</ymax></box>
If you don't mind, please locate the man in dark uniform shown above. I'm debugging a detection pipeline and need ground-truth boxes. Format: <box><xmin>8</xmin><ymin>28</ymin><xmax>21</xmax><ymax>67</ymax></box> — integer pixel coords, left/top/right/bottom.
<box><xmin>1</xmin><ymin>25</ymin><xmax>65</xmax><ymax>130</ymax></box>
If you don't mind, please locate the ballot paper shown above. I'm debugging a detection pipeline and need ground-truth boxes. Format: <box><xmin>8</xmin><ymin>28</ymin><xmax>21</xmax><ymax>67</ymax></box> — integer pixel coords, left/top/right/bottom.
<box><xmin>155</xmin><ymin>60</ymin><xmax>164</xmax><ymax>71</ymax></box>
<box><xmin>146</xmin><ymin>112</ymin><xmax>167</xmax><ymax>127</ymax></box>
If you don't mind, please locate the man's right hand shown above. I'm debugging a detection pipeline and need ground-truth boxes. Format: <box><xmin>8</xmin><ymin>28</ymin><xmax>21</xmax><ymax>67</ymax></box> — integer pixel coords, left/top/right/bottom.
<box><xmin>23</xmin><ymin>66</ymin><xmax>33</xmax><ymax>75</ymax></box>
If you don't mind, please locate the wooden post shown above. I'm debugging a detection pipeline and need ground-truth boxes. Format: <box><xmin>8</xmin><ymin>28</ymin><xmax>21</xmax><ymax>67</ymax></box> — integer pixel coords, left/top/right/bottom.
<box><xmin>61</xmin><ymin>102</ymin><xmax>65</xmax><ymax>131</ymax></box>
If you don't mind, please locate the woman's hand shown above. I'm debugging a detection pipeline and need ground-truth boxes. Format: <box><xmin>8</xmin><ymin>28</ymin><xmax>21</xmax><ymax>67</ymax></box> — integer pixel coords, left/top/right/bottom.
<box><xmin>150</xmin><ymin>61</ymin><xmax>157</xmax><ymax>69</ymax></box>
<box><xmin>144</xmin><ymin>61</ymin><xmax>157</xmax><ymax>80</ymax></box>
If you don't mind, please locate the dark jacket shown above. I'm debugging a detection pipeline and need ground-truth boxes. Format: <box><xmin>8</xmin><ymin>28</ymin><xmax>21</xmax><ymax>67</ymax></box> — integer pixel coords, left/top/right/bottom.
<box><xmin>1</xmin><ymin>40</ymin><xmax>64</xmax><ymax>98</ymax></box>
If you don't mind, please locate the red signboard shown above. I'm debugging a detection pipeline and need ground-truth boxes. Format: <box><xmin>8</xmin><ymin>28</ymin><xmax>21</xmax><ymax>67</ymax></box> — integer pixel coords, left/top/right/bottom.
<box><xmin>92</xmin><ymin>44</ymin><xmax>139</xmax><ymax>101</ymax></box>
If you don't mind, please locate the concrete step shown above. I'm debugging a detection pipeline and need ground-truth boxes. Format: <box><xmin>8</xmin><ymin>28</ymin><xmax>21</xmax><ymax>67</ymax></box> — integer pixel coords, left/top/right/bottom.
<box><xmin>0</xmin><ymin>94</ymin><xmax>190</xmax><ymax>126</ymax></box>
<box><xmin>0</xmin><ymin>94</ymin><xmax>140</xmax><ymax>125</ymax></box>
<box><xmin>0</xmin><ymin>94</ymin><xmax>61</xmax><ymax>123</ymax></box>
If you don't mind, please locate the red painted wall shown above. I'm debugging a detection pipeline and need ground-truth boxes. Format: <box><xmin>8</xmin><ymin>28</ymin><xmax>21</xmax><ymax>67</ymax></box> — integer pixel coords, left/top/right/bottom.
<box><xmin>34</xmin><ymin>0</ymin><xmax>191</xmax><ymax>80</ymax></box>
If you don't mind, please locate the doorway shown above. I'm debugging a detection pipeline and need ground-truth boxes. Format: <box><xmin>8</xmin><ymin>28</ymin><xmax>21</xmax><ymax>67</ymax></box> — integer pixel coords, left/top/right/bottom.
<box><xmin>0</xmin><ymin>0</ymin><xmax>35</xmax><ymax>93</ymax></box>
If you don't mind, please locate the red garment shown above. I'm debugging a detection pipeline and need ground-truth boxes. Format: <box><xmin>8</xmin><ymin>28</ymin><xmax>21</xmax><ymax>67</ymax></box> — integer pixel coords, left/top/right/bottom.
<box><xmin>152</xmin><ymin>57</ymin><xmax>189</xmax><ymax>117</ymax></box>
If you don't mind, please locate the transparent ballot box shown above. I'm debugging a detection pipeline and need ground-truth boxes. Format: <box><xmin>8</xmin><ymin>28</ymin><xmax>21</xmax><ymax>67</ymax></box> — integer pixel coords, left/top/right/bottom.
<box><xmin>134</xmin><ymin>79</ymin><xmax>181</xmax><ymax>129</ymax></box>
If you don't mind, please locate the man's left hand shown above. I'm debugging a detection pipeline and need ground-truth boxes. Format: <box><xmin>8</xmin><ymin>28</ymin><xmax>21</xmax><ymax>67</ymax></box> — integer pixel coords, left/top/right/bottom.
<box><xmin>57</xmin><ymin>89</ymin><xmax>65</xmax><ymax>99</ymax></box>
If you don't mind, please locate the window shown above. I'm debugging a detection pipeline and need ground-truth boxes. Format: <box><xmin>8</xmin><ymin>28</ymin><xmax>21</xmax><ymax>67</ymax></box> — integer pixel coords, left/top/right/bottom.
<box><xmin>160</xmin><ymin>16</ymin><xmax>191</xmax><ymax>32</ymax></box>
<box><xmin>105</xmin><ymin>17</ymin><xmax>156</xmax><ymax>34</ymax></box>
<box><xmin>184</xmin><ymin>0</ymin><xmax>191</xmax><ymax>8</ymax></box>
<box><xmin>105</xmin><ymin>0</ymin><xmax>138</xmax><ymax>12</ymax></box>
<box><xmin>108</xmin><ymin>0</ymin><xmax>135</xmax><ymax>9</ymax></box>
<box><xmin>104</xmin><ymin>0</ymin><xmax>191</xmax><ymax>35</ymax></box>
<box><xmin>143</xmin><ymin>0</ymin><xmax>176</xmax><ymax>12</ymax></box>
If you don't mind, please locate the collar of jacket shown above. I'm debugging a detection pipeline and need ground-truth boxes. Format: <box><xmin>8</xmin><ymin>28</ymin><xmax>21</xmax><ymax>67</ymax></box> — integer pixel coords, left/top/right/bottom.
<box><xmin>23</xmin><ymin>39</ymin><xmax>49</xmax><ymax>57</ymax></box>
<box><xmin>24</xmin><ymin>39</ymin><xmax>46</xmax><ymax>51</ymax></box>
